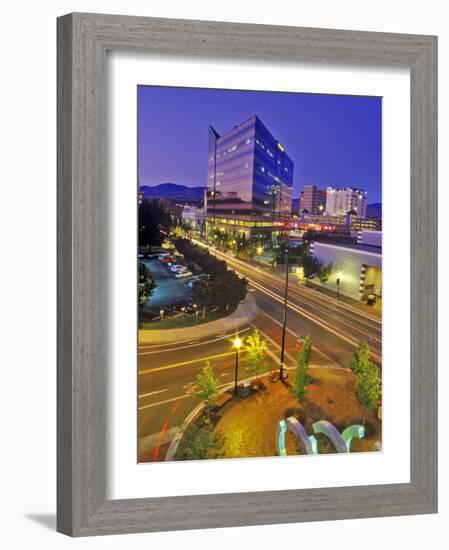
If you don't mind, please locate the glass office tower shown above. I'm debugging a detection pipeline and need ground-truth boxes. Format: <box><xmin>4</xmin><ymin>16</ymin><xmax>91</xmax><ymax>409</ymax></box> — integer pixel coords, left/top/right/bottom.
<box><xmin>207</xmin><ymin>115</ymin><xmax>294</xmax><ymax>224</ymax></box>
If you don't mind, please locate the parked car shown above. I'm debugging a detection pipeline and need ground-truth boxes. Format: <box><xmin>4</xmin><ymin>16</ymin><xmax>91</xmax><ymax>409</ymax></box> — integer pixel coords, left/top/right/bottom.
<box><xmin>185</xmin><ymin>276</ymin><xmax>201</xmax><ymax>288</ymax></box>
<box><xmin>170</xmin><ymin>264</ymin><xmax>188</xmax><ymax>273</ymax></box>
<box><xmin>175</xmin><ymin>270</ymin><xmax>193</xmax><ymax>279</ymax></box>
<box><xmin>183</xmin><ymin>303</ymin><xmax>198</xmax><ymax>315</ymax></box>
<box><xmin>170</xmin><ymin>298</ymin><xmax>193</xmax><ymax>311</ymax></box>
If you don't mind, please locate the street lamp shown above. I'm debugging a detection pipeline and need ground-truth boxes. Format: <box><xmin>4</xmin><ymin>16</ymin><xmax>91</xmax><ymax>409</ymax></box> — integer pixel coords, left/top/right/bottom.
<box><xmin>256</xmin><ymin>246</ymin><xmax>263</xmax><ymax>266</ymax></box>
<box><xmin>279</xmin><ymin>248</ymin><xmax>290</xmax><ymax>381</ymax></box>
<box><xmin>336</xmin><ymin>272</ymin><xmax>343</xmax><ymax>299</ymax></box>
<box><xmin>232</xmin><ymin>336</ymin><xmax>242</xmax><ymax>396</ymax></box>
<box><xmin>193</xmin><ymin>304</ymin><xmax>199</xmax><ymax>324</ymax></box>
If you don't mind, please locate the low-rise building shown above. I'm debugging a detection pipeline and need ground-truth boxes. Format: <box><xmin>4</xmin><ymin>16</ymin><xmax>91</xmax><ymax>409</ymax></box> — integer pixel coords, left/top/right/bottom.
<box><xmin>325</xmin><ymin>187</ymin><xmax>367</xmax><ymax>217</ymax></box>
<box><xmin>310</xmin><ymin>233</ymin><xmax>382</xmax><ymax>301</ymax></box>
<box><xmin>181</xmin><ymin>205</ymin><xmax>207</xmax><ymax>231</ymax></box>
<box><xmin>289</xmin><ymin>213</ymin><xmax>381</xmax><ymax>235</ymax></box>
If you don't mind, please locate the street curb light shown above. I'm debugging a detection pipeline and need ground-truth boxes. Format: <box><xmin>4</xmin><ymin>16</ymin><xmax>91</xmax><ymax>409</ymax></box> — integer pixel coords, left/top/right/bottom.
<box><xmin>232</xmin><ymin>336</ymin><xmax>242</xmax><ymax>396</ymax></box>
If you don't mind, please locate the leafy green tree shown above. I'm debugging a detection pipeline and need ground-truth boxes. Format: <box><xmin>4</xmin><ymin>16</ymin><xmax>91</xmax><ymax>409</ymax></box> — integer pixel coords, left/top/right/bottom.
<box><xmin>211</xmin><ymin>271</ymin><xmax>247</xmax><ymax>311</ymax></box>
<box><xmin>196</xmin><ymin>363</ymin><xmax>220</xmax><ymax>422</ymax></box>
<box><xmin>245</xmin><ymin>330</ymin><xmax>269</xmax><ymax>384</ymax></box>
<box><xmin>356</xmin><ymin>361</ymin><xmax>382</xmax><ymax>426</ymax></box>
<box><xmin>138</xmin><ymin>262</ymin><xmax>155</xmax><ymax>306</ymax></box>
<box><xmin>192</xmin><ymin>279</ymin><xmax>212</xmax><ymax>319</ymax></box>
<box><xmin>290</xmin><ymin>335</ymin><xmax>312</xmax><ymax>401</ymax></box>
<box><xmin>350</xmin><ymin>340</ymin><xmax>381</xmax><ymax>425</ymax></box>
<box><xmin>319</xmin><ymin>262</ymin><xmax>332</xmax><ymax>285</ymax></box>
<box><xmin>175</xmin><ymin>424</ymin><xmax>225</xmax><ymax>460</ymax></box>
<box><xmin>350</xmin><ymin>340</ymin><xmax>370</xmax><ymax>375</ymax></box>
<box><xmin>301</xmin><ymin>253</ymin><xmax>321</xmax><ymax>279</ymax></box>
<box><xmin>138</xmin><ymin>198</ymin><xmax>171</xmax><ymax>248</ymax></box>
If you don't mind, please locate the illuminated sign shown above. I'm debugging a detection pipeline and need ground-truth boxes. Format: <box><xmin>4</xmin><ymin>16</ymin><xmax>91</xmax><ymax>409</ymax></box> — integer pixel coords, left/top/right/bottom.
<box><xmin>277</xmin><ymin>142</ymin><xmax>285</xmax><ymax>152</ymax></box>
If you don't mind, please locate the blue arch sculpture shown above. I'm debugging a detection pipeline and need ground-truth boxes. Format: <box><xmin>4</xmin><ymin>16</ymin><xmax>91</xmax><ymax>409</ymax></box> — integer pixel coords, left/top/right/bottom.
<box><xmin>341</xmin><ymin>425</ymin><xmax>365</xmax><ymax>451</ymax></box>
<box><xmin>277</xmin><ymin>417</ymin><xmax>317</xmax><ymax>456</ymax></box>
<box><xmin>277</xmin><ymin>418</ymin><xmax>366</xmax><ymax>456</ymax></box>
<box><xmin>312</xmin><ymin>420</ymin><xmax>348</xmax><ymax>453</ymax></box>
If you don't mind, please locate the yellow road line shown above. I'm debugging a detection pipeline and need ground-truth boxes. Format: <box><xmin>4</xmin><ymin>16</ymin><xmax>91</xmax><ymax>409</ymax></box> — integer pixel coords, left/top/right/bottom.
<box><xmin>139</xmin><ymin>349</ymin><xmax>248</xmax><ymax>376</ymax></box>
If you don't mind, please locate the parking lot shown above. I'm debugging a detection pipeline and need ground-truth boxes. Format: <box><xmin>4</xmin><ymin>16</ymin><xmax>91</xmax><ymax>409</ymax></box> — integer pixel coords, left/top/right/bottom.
<box><xmin>141</xmin><ymin>257</ymin><xmax>192</xmax><ymax>315</ymax></box>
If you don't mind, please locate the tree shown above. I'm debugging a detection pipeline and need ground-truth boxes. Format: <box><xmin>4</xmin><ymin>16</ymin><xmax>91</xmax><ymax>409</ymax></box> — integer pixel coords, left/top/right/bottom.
<box><xmin>350</xmin><ymin>340</ymin><xmax>381</xmax><ymax>425</ymax></box>
<box><xmin>210</xmin><ymin>271</ymin><xmax>247</xmax><ymax>311</ymax></box>
<box><xmin>355</xmin><ymin>361</ymin><xmax>381</xmax><ymax>426</ymax></box>
<box><xmin>301</xmin><ymin>253</ymin><xmax>321</xmax><ymax>279</ymax></box>
<box><xmin>138</xmin><ymin>198</ymin><xmax>171</xmax><ymax>248</ymax></box>
<box><xmin>319</xmin><ymin>262</ymin><xmax>332</xmax><ymax>285</ymax></box>
<box><xmin>290</xmin><ymin>335</ymin><xmax>312</xmax><ymax>401</ymax></box>
<box><xmin>245</xmin><ymin>330</ymin><xmax>269</xmax><ymax>384</ymax></box>
<box><xmin>196</xmin><ymin>363</ymin><xmax>220</xmax><ymax>422</ymax></box>
<box><xmin>138</xmin><ymin>262</ymin><xmax>155</xmax><ymax>306</ymax></box>
<box><xmin>175</xmin><ymin>424</ymin><xmax>225</xmax><ymax>460</ymax></box>
<box><xmin>192</xmin><ymin>279</ymin><xmax>212</xmax><ymax>319</ymax></box>
<box><xmin>350</xmin><ymin>340</ymin><xmax>370</xmax><ymax>375</ymax></box>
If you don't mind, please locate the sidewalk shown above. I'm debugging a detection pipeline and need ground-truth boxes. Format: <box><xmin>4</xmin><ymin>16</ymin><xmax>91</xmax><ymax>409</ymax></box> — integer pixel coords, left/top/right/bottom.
<box><xmin>139</xmin><ymin>292</ymin><xmax>257</xmax><ymax>345</ymax></box>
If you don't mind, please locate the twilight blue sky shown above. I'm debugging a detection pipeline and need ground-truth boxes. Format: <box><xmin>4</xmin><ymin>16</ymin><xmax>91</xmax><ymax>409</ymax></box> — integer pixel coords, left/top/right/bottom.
<box><xmin>138</xmin><ymin>86</ymin><xmax>382</xmax><ymax>202</ymax></box>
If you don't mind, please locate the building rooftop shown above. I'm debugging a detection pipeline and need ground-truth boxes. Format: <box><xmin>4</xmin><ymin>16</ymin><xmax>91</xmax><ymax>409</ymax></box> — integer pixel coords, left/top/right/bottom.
<box><xmin>313</xmin><ymin>241</ymin><xmax>382</xmax><ymax>254</ymax></box>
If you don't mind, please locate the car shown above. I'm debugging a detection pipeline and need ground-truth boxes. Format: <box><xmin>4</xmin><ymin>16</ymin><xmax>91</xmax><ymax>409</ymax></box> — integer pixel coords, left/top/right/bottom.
<box><xmin>185</xmin><ymin>276</ymin><xmax>201</xmax><ymax>288</ymax></box>
<box><xmin>175</xmin><ymin>270</ymin><xmax>193</xmax><ymax>278</ymax></box>
<box><xmin>161</xmin><ymin>255</ymin><xmax>176</xmax><ymax>263</ymax></box>
<box><xmin>183</xmin><ymin>303</ymin><xmax>198</xmax><ymax>315</ymax></box>
<box><xmin>170</xmin><ymin>264</ymin><xmax>187</xmax><ymax>273</ymax></box>
<box><xmin>170</xmin><ymin>298</ymin><xmax>192</xmax><ymax>311</ymax></box>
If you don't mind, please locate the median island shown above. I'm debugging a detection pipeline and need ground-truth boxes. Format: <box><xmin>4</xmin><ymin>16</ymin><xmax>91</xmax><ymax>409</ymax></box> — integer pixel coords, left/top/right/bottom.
<box><xmin>139</xmin><ymin>238</ymin><xmax>254</xmax><ymax>343</ymax></box>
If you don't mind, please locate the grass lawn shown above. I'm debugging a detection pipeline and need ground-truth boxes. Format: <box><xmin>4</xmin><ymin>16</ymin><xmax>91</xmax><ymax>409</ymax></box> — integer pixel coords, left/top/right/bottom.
<box><xmin>140</xmin><ymin>305</ymin><xmax>237</xmax><ymax>330</ymax></box>
<box><xmin>213</xmin><ymin>366</ymin><xmax>381</xmax><ymax>458</ymax></box>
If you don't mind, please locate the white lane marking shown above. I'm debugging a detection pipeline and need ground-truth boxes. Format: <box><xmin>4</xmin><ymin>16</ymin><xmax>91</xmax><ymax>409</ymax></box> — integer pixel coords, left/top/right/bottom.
<box><xmin>192</xmin><ymin>239</ymin><xmax>381</xmax><ymax>325</ymax></box>
<box><xmin>139</xmin><ymin>394</ymin><xmax>191</xmax><ymax>411</ymax></box>
<box><xmin>139</xmin><ymin>380</ymin><xmax>234</xmax><ymax>410</ymax></box>
<box><xmin>207</xmin><ymin>248</ymin><xmax>382</xmax><ymax>340</ymax></box>
<box><xmin>247</xmin><ymin>278</ymin><xmax>381</xmax><ymax>363</ymax></box>
<box><xmin>139</xmin><ymin>327</ymin><xmax>251</xmax><ymax>354</ymax></box>
<box><xmin>139</xmin><ymin>388</ymin><xmax>168</xmax><ymax>399</ymax></box>
<box><xmin>221</xmin><ymin>373</ymin><xmax>230</xmax><ymax>377</ymax></box>
<box><xmin>249</xmin><ymin>323</ymin><xmax>296</xmax><ymax>366</ymax></box>
<box><xmin>255</xmin><ymin>312</ymin><xmax>344</xmax><ymax>368</ymax></box>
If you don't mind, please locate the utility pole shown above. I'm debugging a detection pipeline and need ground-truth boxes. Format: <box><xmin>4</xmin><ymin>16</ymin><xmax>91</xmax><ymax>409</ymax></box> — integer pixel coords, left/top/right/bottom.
<box><xmin>279</xmin><ymin>248</ymin><xmax>289</xmax><ymax>380</ymax></box>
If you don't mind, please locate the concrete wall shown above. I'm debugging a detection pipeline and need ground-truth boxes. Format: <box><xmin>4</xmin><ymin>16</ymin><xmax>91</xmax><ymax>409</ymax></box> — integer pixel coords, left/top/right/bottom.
<box><xmin>311</xmin><ymin>241</ymin><xmax>382</xmax><ymax>301</ymax></box>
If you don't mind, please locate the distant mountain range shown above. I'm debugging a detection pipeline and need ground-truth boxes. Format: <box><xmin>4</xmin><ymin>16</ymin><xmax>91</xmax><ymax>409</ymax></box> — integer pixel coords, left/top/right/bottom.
<box><xmin>140</xmin><ymin>183</ymin><xmax>206</xmax><ymax>201</ymax></box>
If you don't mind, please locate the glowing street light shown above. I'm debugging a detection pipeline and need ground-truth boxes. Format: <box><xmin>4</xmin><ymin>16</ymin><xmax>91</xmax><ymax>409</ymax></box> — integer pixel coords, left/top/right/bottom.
<box><xmin>256</xmin><ymin>246</ymin><xmax>263</xmax><ymax>265</ymax></box>
<box><xmin>232</xmin><ymin>336</ymin><xmax>242</xmax><ymax>396</ymax></box>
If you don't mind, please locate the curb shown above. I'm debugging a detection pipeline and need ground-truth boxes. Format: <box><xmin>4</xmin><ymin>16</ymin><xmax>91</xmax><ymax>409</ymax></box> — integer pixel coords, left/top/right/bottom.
<box><xmin>139</xmin><ymin>293</ymin><xmax>257</xmax><ymax>345</ymax></box>
<box><xmin>165</xmin><ymin>369</ymin><xmax>282</xmax><ymax>461</ymax></box>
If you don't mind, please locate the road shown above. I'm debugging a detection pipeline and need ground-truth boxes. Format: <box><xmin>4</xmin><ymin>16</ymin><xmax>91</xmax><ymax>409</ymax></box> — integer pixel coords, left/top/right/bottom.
<box><xmin>138</xmin><ymin>243</ymin><xmax>382</xmax><ymax>462</ymax></box>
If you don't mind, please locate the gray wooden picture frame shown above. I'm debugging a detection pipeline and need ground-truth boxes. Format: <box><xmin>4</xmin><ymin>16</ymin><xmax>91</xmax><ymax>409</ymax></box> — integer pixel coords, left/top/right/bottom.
<box><xmin>57</xmin><ymin>12</ymin><xmax>438</xmax><ymax>537</ymax></box>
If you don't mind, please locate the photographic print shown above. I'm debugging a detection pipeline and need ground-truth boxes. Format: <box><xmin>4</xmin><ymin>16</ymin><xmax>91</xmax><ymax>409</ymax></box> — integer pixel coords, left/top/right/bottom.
<box><xmin>137</xmin><ymin>86</ymin><xmax>382</xmax><ymax>463</ymax></box>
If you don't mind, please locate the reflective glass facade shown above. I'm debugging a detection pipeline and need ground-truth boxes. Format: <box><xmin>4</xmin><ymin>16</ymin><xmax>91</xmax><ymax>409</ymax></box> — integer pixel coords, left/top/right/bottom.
<box><xmin>207</xmin><ymin>116</ymin><xmax>294</xmax><ymax>221</ymax></box>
